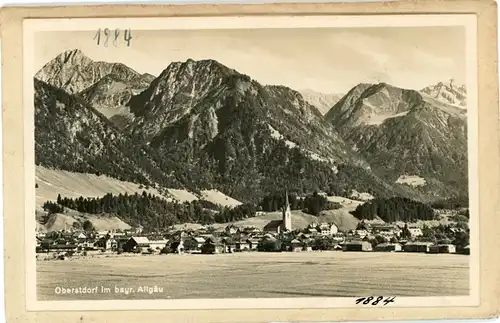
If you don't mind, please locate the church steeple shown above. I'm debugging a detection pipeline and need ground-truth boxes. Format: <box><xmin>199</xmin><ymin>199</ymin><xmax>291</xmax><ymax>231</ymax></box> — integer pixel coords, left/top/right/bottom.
<box><xmin>281</xmin><ymin>188</ymin><xmax>292</xmax><ymax>232</ymax></box>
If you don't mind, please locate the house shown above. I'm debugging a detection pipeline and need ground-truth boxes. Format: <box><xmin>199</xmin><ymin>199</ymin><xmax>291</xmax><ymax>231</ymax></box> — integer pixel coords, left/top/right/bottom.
<box><xmin>201</xmin><ymin>238</ymin><xmax>224</xmax><ymax>254</ymax></box>
<box><xmin>149</xmin><ymin>239</ymin><xmax>168</xmax><ymax>251</ymax></box>
<box><xmin>332</xmin><ymin>236</ymin><xmax>345</xmax><ymax>244</ymax></box>
<box><xmin>372</xmin><ymin>224</ymin><xmax>395</xmax><ymax>232</ymax></box>
<box><xmin>133</xmin><ymin>225</ymin><xmax>144</xmax><ymax>235</ymax></box>
<box><xmin>241</xmin><ymin>227</ymin><xmax>261</xmax><ymax>234</ymax></box>
<box><xmin>247</xmin><ymin>238</ymin><xmax>260</xmax><ymax>250</ymax></box>
<box><xmin>428</xmin><ymin>244</ymin><xmax>456</xmax><ymax>254</ymax></box>
<box><xmin>374</xmin><ymin>243</ymin><xmax>402</xmax><ymax>252</ymax></box>
<box><xmin>225</xmin><ymin>225</ymin><xmax>239</xmax><ymax>235</ymax></box>
<box><xmin>371</xmin><ymin>224</ymin><xmax>399</xmax><ymax>238</ymax></box>
<box><xmin>203</xmin><ymin>235</ymin><xmax>219</xmax><ymax>244</ymax></box>
<box><xmin>189</xmin><ymin>237</ymin><xmax>206</xmax><ymax>249</ymax></box>
<box><xmin>408</xmin><ymin>226</ymin><xmax>423</xmax><ymax>237</ymax></box>
<box><xmin>356</xmin><ymin>221</ymin><xmax>372</xmax><ymax>231</ymax></box>
<box><xmin>61</xmin><ymin>231</ymin><xmax>74</xmax><ymax>238</ymax></box>
<box><xmin>297</xmin><ymin>232</ymin><xmax>309</xmax><ymax>239</ymax></box>
<box><xmin>290</xmin><ymin>239</ymin><xmax>303</xmax><ymax>252</ymax></box>
<box><xmin>115</xmin><ymin>237</ymin><xmax>130</xmax><ymax>250</ymax></box>
<box><xmin>105</xmin><ymin>238</ymin><xmax>118</xmax><ymax>251</ymax></box>
<box><xmin>342</xmin><ymin>241</ymin><xmax>372</xmax><ymax>252</ymax></box>
<box><xmin>318</xmin><ymin>223</ymin><xmax>338</xmax><ymax>236</ymax></box>
<box><xmin>263</xmin><ymin>220</ymin><xmax>283</xmax><ymax>233</ymax></box>
<box><xmin>403</xmin><ymin>242</ymin><xmax>432</xmax><ymax>253</ymax></box>
<box><xmin>72</xmin><ymin>232</ymin><xmax>87</xmax><ymax>240</ymax></box>
<box><xmin>122</xmin><ymin>237</ymin><xmax>150</xmax><ymax>252</ymax></box>
<box><xmin>51</xmin><ymin>244</ymin><xmax>79</xmax><ymax>252</ymax></box>
<box><xmin>306</xmin><ymin>227</ymin><xmax>318</xmax><ymax>235</ymax></box>
<box><xmin>39</xmin><ymin>238</ymin><xmax>56</xmax><ymax>251</ymax></box>
<box><xmin>221</xmin><ymin>237</ymin><xmax>237</xmax><ymax>253</ymax></box>
<box><xmin>263</xmin><ymin>190</ymin><xmax>292</xmax><ymax>233</ymax></box>
<box><xmin>235</xmin><ymin>239</ymin><xmax>250</xmax><ymax>252</ymax></box>
<box><xmin>111</xmin><ymin>232</ymin><xmax>126</xmax><ymax>238</ymax></box>
<box><xmin>96</xmin><ymin>231</ymin><xmax>110</xmax><ymax>239</ymax></box>
<box><xmin>354</xmin><ymin>230</ymin><xmax>369</xmax><ymax>239</ymax></box>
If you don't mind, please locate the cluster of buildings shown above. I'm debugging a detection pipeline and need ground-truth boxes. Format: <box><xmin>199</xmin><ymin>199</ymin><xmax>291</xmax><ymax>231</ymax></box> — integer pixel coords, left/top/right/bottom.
<box><xmin>35</xmin><ymin>192</ymin><xmax>469</xmax><ymax>258</ymax></box>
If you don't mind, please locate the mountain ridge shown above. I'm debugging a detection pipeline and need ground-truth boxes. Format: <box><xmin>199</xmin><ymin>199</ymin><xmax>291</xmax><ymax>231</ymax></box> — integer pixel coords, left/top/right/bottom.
<box><xmin>34</xmin><ymin>50</ymin><xmax>469</xmax><ymax>207</ymax></box>
<box><xmin>325</xmin><ymin>82</ymin><xmax>468</xmax><ymax>199</ymax></box>
<box><xmin>420</xmin><ymin>79</ymin><xmax>467</xmax><ymax>108</ymax></box>
<box><xmin>299</xmin><ymin>89</ymin><xmax>343</xmax><ymax>115</ymax></box>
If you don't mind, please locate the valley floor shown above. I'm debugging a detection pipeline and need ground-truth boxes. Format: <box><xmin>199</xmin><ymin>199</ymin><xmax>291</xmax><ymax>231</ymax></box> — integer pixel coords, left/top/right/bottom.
<box><xmin>36</xmin><ymin>252</ymin><xmax>469</xmax><ymax>300</ymax></box>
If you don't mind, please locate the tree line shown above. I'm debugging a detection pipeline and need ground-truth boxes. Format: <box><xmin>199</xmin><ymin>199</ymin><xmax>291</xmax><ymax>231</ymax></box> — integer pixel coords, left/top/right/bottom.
<box><xmin>351</xmin><ymin>197</ymin><xmax>435</xmax><ymax>222</ymax></box>
<box><xmin>430</xmin><ymin>196</ymin><xmax>469</xmax><ymax>209</ymax></box>
<box><xmin>259</xmin><ymin>191</ymin><xmax>341</xmax><ymax>215</ymax></box>
<box><xmin>45</xmin><ymin>192</ymin><xmax>257</xmax><ymax>228</ymax></box>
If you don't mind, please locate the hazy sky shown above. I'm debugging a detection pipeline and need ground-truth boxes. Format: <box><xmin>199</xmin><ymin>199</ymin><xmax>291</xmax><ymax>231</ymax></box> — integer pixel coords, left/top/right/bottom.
<box><xmin>34</xmin><ymin>27</ymin><xmax>466</xmax><ymax>94</ymax></box>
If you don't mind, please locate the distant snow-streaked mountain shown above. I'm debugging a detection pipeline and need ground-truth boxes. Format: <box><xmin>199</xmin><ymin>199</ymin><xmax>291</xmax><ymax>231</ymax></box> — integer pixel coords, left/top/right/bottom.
<box><xmin>299</xmin><ymin>89</ymin><xmax>343</xmax><ymax>115</ymax></box>
<box><xmin>420</xmin><ymin>79</ymin><xmax>467</xmax><ymax>109</ymax></box>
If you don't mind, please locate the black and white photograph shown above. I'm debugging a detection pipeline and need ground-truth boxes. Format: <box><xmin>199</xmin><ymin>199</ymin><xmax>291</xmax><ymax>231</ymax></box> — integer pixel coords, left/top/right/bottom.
<box><xmin>24</xmin><ymin>15</ymin><xmax>479</xmax><ymax>309</ymax></box>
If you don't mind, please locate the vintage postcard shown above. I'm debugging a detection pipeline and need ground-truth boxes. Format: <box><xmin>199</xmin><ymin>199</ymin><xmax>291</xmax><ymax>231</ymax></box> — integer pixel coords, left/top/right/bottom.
<box><xmin>1</xmin><ymin>1</ymin><xmax>499</xmax><ymax>323</ymax></box>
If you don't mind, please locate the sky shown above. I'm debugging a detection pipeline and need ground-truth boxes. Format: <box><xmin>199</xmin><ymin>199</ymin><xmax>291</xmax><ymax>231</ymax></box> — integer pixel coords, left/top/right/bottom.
<box><xmin>34</xmin><ymin>26</ymin><xmax>466</xmax><ymax>94</ymax></box>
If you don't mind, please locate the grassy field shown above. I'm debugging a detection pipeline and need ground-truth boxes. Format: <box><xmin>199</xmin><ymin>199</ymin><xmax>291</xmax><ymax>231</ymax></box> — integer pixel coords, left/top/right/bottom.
<box><xmin>37</xmin><ymin>252</ymin><xmax>469</xmax><ymax>300</ymax></box>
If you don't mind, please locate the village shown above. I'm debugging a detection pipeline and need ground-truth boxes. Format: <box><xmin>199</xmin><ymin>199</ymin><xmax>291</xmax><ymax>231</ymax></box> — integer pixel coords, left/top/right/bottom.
<box><xmin>35</xmin><ymin>193</ymin><xmax>470</xmax><ymax>260</ymax></box>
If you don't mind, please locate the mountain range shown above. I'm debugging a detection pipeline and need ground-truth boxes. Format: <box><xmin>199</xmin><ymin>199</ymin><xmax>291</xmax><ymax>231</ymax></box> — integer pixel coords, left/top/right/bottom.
<box><xmin>298</xmin><ymin>89</ymin><xmax>343</xmax><ymax>115</ymax></box>
<box><xmin>34</xmin><ymin>49</ymin><xmax>469</xmax><ymax>206</ymax></box>
<box><xmin>421</xmin><ymin>79</ymin><xmax>467</xmax><ymax>109</ymax></box>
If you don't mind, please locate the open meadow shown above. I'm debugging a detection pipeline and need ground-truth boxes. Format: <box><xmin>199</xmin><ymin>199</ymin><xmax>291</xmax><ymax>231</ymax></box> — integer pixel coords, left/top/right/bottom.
<box><xmin>36</xmin><ymin>252</ymin><xmax>469</xmax><ymax>300</ymax></box>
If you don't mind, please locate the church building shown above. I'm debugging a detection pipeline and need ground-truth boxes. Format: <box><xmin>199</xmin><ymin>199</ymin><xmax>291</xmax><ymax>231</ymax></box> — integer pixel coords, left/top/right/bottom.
<box><xmin>263</xmin><ymin>190</ymin><xmax>293</xmax><ymax>233</ymax></box>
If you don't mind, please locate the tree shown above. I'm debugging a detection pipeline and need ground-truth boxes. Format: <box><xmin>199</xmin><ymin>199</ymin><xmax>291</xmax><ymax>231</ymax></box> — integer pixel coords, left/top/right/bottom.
<box><xmin>303</xmin><ymin>192</ymin><xmax>328</xmax><ymax>216</ymax></box>
<box><xmin>375</xmin><ymin>235</ymin><xmax>388</xmax><ymax>245</ymax></box>
<box><xmin>183</xmin><ymin>238</ymin><xmax>198</xmax><ymax>251</ymax></box>
<box><xmin>83</xmin><ymin>220</ymin><xmax>95</xmax><ymax>232</ymax></box>
<box><xmin>452</xmin><ymin>231</ymin><xmax>469</xmax><ymax>249</ymax></box>
<box><xmin>390</xmin><ymin>236</ymin><xmax>399</xmax><ymax>244</ymax></box>
<box><xmin>455</xmin><ymin>221</ymin><xmax>469</xmax><ymax>230</ymax></box>
<box><xmin>401</xmin><ymin>224</ymin><xmax>411</xmax><ymax>239</ymax></box>
<box><xmin>257</xmin><ymin>239</ymin><xmax>281</xmax><ymax>252</ymax></box>
<box><xmin>312</xmin><ymin>237</ymin><xmax>334</xmax><ymax>251</ymax></box>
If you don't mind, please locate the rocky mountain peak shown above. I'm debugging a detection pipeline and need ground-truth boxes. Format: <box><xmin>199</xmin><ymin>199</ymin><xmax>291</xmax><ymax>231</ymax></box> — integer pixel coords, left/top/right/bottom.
<box><xmin>299</xmin><ymin>89</ymin><xmax>343</xmax><ymax>115</ymax></box>
<box><xmin>157</xmin><ymin>58</ymin><xmax>237</xmax><ymax>83</ymax></box>
<box><xmin>126</xmin><ymin>59</ymin><xmax>247</xmax><ymax>138</ymax></box>
<box><xmin>35</xmin><ymin>49</ymin><xmax>143</xmax><ymax>95</ymax></box>
<box><xmin>420</xmin><ymin>79</ymin><xmax>467</xmax><ymax>108</ymax></box>
<box><xmin>56</xmin><ymin>49</ymin><xmax>90</xmax><ymax>65</ymax></box>
<box><xmin>325</xmin><ymin>82</ymin><xmax>423</xmax><ymax>127</ymax></box>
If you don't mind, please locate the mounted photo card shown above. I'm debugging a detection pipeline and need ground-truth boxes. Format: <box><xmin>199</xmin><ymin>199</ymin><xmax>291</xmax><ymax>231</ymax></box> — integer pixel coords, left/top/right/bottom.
<box><xmin>1</xmin><ymin>0</ymin><xmax>499</xmax><ymax>322</ymax></box>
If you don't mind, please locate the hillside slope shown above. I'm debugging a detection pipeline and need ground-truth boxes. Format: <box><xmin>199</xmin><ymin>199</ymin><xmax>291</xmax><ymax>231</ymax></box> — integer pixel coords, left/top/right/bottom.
<box><xmin>34</xmin><ymin>78</ymin><xmax>181</xmax><ymax>190</ymax></box>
